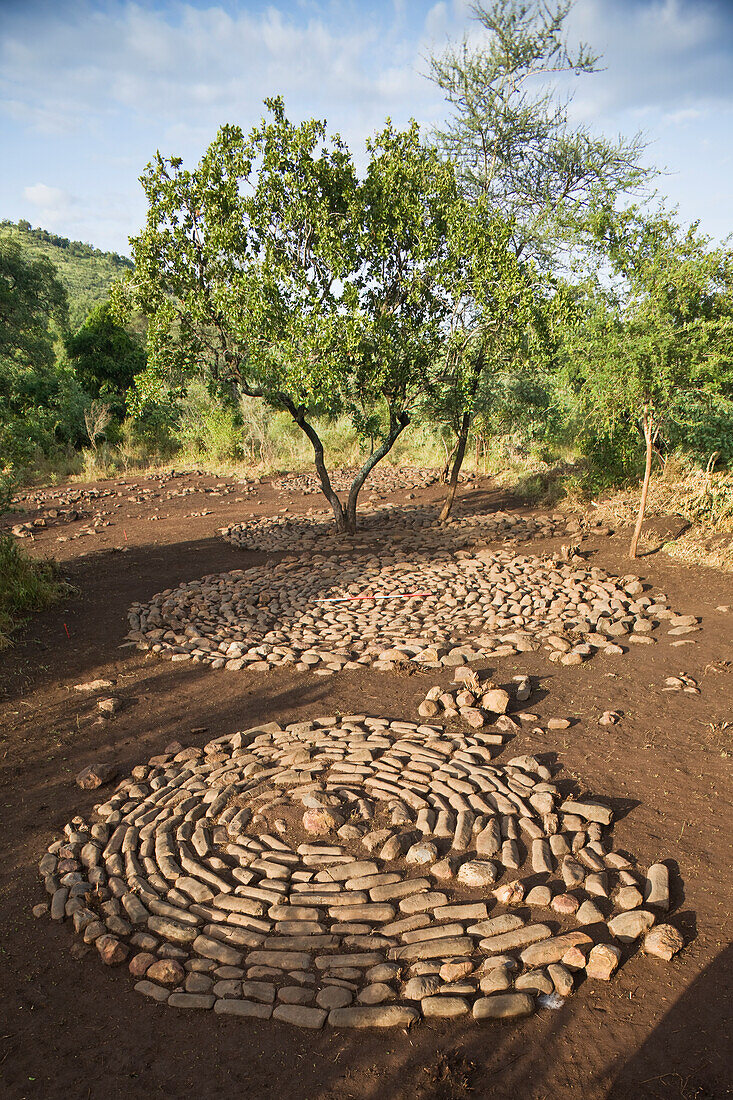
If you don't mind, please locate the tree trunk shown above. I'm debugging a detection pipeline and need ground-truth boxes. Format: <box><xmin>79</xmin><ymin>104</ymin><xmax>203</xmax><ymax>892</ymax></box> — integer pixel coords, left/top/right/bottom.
<box><xmin>439</xmin><ymin>411</ymin><xmax>471</xmax><ymax>522</ymax></box>
<box><xmin>629</xmin><ymin>412</ymin><xmax>654</xmax><ymax>559</ymax></box>
<box><xmin>441</xmin><ymin>442</ymin><xmax>457</xmax><ymax>483</ymax></box>
<box><xmin>288</xmin><ymin>407</ymin><xmax>347</xmax><ymax>531</ymax></box>
<box><xmin>344</xmin><ymin>412</ymin><xmax>410</xmax><ymax>534</ymax></box>
<box><xmin>438</xmin><ymin>344</ymin><xmax>486</xmax><ymax>521</ymax></box>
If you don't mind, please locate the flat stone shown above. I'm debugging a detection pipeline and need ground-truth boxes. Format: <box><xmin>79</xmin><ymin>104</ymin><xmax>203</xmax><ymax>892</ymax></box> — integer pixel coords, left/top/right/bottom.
<box><xmin>479</xmin><ymin>970</ymin><xmax>512</xmax><ymax>994</ymax></box>
<box><xmin>480</xmin><ymin>924</ymin><xmax>551</xmax><ymax>955</ymax></box>
<box><xmin>456</xmin><ymin>860</ymin><xmax>498</xmax><ymax>888</ymax></box>
<box><xmin>317</xmin><ymin>986</ymin><xmax>353</xmax><ymax>1009</ymax></box>
<box><xmin>421</xmin><ymin>996</ymin><xmax>469</xmax><ymax>1017</ymax></box>
<box><xmin>607</xmin><ymin>910</ymin><xmax>655</xmax><ymax>943</ymax></box>
<box><xmin>404</xmin><ymin>976</ymin><xmax>441</xmax><ymax>999</ymax></box>
<box><xmin>214</xmin><ymin>998</ymin><xmax>272</xmax><ymax>1018</ymax></box>
<box><xmin>278</xmin><ymin>986</ymin><xmax>315</xmax><ymax>1005</ymax></box>
<box><xmin>644</xmin><ymin>864</ymin><xmax>670</xmax><ymax>910</ymax></box>
<box><xmin>135</xmin><ymin>980</ymin><xmax>170</xmax><ymax>1002</ymax></box>
<box><xmin>240</xmin><ymin>981</ymin><xmax>276</xmax><ymax>1003</ymax></box>
<box><xmin>585</xmin><ymin>943</ymin><xmax>622</xmax><ymax>980</ymax></box>
<box><xmin>519</xmin><ymin>932</ymin><xmax>592</xmax><ymax>967</ymax></box>
<box><xmin>328</xmin><ymin>1006</ymin><xmax>419</xmax><ymax>1028</ymax></box>
<box><xmin>515</xmin><ymin>970</ymin><xmax>553</xmax><ymax>995</ymax></box>
<box><xmin>560</xmin><ymin>799</ymin><xmax>612</xmax><ymax>825</ymax></box>
<box><xmin>358</xmin><ymin>983</ymin><xmax>393</xmax><ymax>1005</ymax></box>
<box><xmin>272</xmin><ymin>1004</ymin><xmax>326</xmax><ymax>1029</ymax></box>
<box><xmin>547</xmin><ymin>962</ymin><xmax>574</xmax><ymax>997</ymax></box>
<box><xmin>472</xmin><ymin>993</ymin><xmax>535</xmax><ymax>1020</ymax></box>
<box><xmin>168</xmin><ymin>993</ymin><xmax>215</xmax><ymax>1009</ymax></box>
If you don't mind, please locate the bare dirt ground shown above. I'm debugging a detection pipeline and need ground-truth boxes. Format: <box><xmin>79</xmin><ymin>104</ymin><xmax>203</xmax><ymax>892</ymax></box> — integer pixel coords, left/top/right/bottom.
<box><xmin>0</xmin><ymin>470</ymin><xmax>731</xmax><ymax>1100</ymax></box>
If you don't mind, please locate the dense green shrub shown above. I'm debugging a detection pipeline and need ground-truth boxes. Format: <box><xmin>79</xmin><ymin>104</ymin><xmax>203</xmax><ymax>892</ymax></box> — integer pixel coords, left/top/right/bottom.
<box><xmin>0</xmin><ymin>534</ymin><xmax>72</xmax><ymax>647</ymax></box>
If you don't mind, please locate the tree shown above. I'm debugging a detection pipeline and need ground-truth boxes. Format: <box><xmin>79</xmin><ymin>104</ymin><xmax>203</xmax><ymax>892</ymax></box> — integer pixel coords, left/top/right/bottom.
<box><xmin>426</xmin><ymin>0</ymin><xmax>651</xmax><ymax>513</ymax></box>
<box><xmin>116</xmin><ymin>99</ymin><xmax>458</xmax><ymax>532</ymax></box>
<box><xmin>560</xmin><ymin>208</ymin><xmax>733</xmax><ymax>557</ymax></box>
<box><xmin>0</xmin><ymin>237</ymin><xmax>78</xmax><ymax>466</ymax></box>
<box><xmin>429</xmin><ymin>0</ymin><xmax>649</xmax><ymax>266</ymax></box>
<box><xmin>425</xmin><ymin>201</ymin><xmax>548</xmax><ymax>519</ymax></box>
<box><xmin>65</xmin><ymin>300</ymin><xmax>145</xmax><ymax>411</ymax></box>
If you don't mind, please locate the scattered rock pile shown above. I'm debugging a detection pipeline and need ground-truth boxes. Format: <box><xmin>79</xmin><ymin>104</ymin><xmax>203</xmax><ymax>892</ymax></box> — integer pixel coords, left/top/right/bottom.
<box><xmin>418</xmin><ymin>671</ymin><xmax>531</xmax><ymax>729</ymax></box>
<box><xmin>127</xmin><ymin>548</ymin><xmax>680</xmax><ymax>674</ymax></box>
<box><xmin>6</xmin><ymin>471</ymin><xmax>256</xmax><ymax>538</ymax></box>
<box><xmin>663</xmin><ymin>674</ymin><xmax>700</xmax><ymax>695</ymax></box>
<box><xmin>37</xmin><ymin>715</ymin><xmax>684</xmax><ymax>1029</ymax></box>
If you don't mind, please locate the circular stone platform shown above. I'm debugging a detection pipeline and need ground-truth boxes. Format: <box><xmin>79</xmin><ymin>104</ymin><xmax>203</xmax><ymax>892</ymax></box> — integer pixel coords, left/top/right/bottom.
<box><xmin>127</xmin><ymin>548</ymin><xmax>675</xmax><ymax>672</ymax></box>
<box><xmin>219</xmin><ymin>505</ymin><xmax>583</xmax><ymax>554</ymax></box>
<box><xmin>39</xmin><ymin>715</ymin><xmax>682</xmax><ymax>1028</ymax></box>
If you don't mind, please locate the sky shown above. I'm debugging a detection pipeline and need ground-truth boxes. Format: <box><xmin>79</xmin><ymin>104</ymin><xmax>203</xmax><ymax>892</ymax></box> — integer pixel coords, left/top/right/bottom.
<box><xmin>1</xmin><ymin>0</ymin><xmax>732</xmax><ymax>256</ymax></box>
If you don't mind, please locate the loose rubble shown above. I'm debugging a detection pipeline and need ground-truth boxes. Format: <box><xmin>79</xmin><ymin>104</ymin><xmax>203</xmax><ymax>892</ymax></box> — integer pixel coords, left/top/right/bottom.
<box><xmin>127</xmin><ymin>547</ymin><xmax>680</xmax><ymax>674</ymax></box>
<box><xmin>38</xmin><ymin>713</ymin><xmax>683</xmax><ymax>1029</ymax></box>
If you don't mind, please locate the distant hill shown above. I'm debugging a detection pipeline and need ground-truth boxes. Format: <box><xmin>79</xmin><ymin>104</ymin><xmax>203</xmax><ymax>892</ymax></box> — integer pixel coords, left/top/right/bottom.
<box><xmin>0</xmin><ymin>219</ymin><xmax>134</xmax><ymax>330</ymax></box>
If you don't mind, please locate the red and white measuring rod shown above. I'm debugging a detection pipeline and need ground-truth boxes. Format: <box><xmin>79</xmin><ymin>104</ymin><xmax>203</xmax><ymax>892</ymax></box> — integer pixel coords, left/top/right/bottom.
<box><xmin>314</xmin><ymin>592</ymin><xmax>433</xmax><ymax>603</ymax></box>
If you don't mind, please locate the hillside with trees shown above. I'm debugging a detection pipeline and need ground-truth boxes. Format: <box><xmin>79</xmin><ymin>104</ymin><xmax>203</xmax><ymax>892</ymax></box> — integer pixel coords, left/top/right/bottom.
<box><xmin>0</xmin><ymin>220</ymin><xmax>133</xmax><ymax>329</ymax></box>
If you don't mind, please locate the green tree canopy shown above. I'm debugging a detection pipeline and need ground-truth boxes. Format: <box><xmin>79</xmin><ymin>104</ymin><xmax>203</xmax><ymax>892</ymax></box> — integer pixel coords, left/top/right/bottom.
<box><xmin>116</xmin><ymin>98</ymin><xmax>460</xmax><ymax>531</ymax></box>
<box><xmin>429</xmin><ymin>0</ymin><xmax>650</xmax><ymax>267</ymax></box>
<box><xmin>560</xmin><ymin>207</ymin><xmax>733</xmax><ymax>556</ymax></box>
<box><xmin>0</xmin><ymin>237</ymin><xmax>84</xmax><ymax>467</ymax></box>
<box><xmin>65</xmin><ymin>300</ymin><xmax>145</xmax><ymax>409</ymax></box>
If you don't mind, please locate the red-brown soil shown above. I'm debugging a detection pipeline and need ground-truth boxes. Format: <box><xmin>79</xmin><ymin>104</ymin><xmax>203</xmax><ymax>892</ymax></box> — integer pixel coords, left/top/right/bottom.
<box><xmin>0</xmin><ymin>471</ymin><xmax>731</xmax><ymax>1100</ymax></box>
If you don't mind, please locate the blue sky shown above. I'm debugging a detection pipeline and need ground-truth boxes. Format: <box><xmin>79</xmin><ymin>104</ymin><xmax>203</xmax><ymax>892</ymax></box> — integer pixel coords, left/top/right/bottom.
<box><xmin>1</xmin><ymin>0</ymin><xmax>732</xmax><ymax>255</ymax></box>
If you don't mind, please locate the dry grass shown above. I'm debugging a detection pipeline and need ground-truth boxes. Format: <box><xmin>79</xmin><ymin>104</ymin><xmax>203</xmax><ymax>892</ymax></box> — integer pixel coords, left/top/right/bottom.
<box><xmin>591</xmin><ymin>458</ymin><xmax>733</xmax><ymax>572</ymax></box>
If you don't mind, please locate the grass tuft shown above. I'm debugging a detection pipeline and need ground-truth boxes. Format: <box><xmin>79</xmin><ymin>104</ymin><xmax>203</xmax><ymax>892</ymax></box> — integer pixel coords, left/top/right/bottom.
<box><xmin>0</xmin><ymin>535</ymin><xmax>74</xmax><ymax>647</ymax></box>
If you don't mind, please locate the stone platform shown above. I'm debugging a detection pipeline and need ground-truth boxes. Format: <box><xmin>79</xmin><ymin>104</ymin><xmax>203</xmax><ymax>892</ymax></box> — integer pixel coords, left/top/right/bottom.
<box><xmin>38</xmin><ymin>715</ymin><xmax>683</xmax><ymax>1028</ymax></box>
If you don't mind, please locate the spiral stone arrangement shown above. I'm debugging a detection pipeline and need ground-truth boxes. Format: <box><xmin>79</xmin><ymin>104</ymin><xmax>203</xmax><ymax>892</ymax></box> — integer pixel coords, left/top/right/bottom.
<box><xmin>126</xmin><ymin>547</ymin><xmax>681</xmax><ymax>674</ymax></box>
<box><xmin>219</xmin><ymin>505</ymin><xmax>583</xmax><ymax>555</ymax></box>
<box><xmin>38</xmin><ymin>715</ymin><xmax>684</xmax><ymax>1028</ymax></box>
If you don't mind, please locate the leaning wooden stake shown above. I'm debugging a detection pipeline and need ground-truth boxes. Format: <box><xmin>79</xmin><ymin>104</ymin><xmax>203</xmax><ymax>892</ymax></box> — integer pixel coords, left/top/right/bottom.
<box><xmin>629</xmin><ymin>412</ymin><xmax>654</xmax><ymax>559</ymax></box>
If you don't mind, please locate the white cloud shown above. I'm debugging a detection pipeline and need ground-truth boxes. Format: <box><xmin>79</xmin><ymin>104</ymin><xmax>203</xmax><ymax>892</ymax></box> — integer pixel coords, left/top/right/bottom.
<box><xmin>2</xmin><ymin>0</ymin><xmax>732</xmax><ymax>251</ymax></box>
<box><xmin>564</xmin><ymin>0</ymin><xmax>733</xmax><ymax>121</ymax></box>
<box><xmin>24</xmin><ymin>182</ymin><xmax>75</xmax><ymax>214</ymax></box>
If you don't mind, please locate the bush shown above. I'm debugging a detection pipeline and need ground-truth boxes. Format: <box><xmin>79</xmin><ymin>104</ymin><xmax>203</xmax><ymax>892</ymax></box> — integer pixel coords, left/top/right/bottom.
<box><xmin>0</xmin><ymin>535</ymin><xmax>73</xmax><ymax>647</ymax></box>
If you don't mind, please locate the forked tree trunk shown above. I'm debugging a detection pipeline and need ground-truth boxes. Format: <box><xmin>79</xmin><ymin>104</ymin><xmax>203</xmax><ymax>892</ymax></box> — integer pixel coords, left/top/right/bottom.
<box><xmin>438</xmin><ymin>345</ymin><xmax>486</xmax><ymax>522</ymax></box>
<box><xmin>290</xmin><ymin>410</ymin><xmax>348</xmax><ymax>532</ymax></box>
<box><xmin>439</xmin><ymin>411</ymin><xmax>471</xmax><ymax>522</ymax></box>
<box><xmin>629</xmin><ymin>412</ymin><xmax>654</xmax><ymax>560</ymax></box>
<box><xmin>344</xmin><ymin>412</ymin><xmax>410</xmax><ymax>534</ymax></box>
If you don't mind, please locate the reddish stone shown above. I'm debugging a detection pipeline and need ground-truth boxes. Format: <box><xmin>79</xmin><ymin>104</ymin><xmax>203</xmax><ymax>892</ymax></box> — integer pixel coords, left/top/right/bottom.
<box><xmin>96</xmin><ymin>935</ymin><xmax>129</xmax><ymax>966</ymax></box>
<box><xmin>147</xmin><ymin>959</ymin><xmax>185</xmax><ymax>985</ymax></box>
<box><xmin>129</xmin><ymin>952</ymin><xmax>156</xmax><ymax>979</ymax></box>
